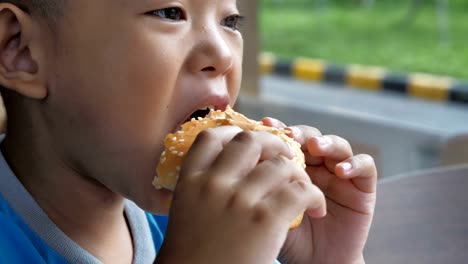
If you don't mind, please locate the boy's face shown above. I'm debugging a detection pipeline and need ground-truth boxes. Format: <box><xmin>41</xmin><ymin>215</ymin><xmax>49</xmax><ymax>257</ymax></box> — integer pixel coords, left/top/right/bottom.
<box><xmin>45</xmin><ymin>0</ymin><xmax>243</xmax><ymax>213</ymax></box>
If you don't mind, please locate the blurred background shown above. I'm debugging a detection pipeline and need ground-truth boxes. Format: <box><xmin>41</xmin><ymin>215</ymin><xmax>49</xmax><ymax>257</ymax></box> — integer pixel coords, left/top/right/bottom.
<box><xmin>261</xmin><ymin>0</ymin><xmax>467</xmax><ymax>78</ymax></box>
<box><xmin>241</xmin><ymin>4</ymin><xmax>468</xmax><ymax>260</ymax></box>
<box><xmin>238</xmin><ymin>0</ymin><xmax>468</xmax><ymax>179</ymax></box>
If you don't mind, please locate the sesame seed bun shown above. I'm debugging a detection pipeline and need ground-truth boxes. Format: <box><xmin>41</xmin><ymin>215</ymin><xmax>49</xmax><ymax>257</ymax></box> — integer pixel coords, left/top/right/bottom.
<box><xmin>153</xmin><ymin>106</ymin><xmax>306</xmax><ymax>229</ymax></box>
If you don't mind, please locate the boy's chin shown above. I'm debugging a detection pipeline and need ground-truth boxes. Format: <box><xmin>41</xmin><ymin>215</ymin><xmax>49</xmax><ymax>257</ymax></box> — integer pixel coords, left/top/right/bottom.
<box><xmin>134</xmin><ymin>187</ymin><xmax>173</xmax><ymax>215</ymax></box>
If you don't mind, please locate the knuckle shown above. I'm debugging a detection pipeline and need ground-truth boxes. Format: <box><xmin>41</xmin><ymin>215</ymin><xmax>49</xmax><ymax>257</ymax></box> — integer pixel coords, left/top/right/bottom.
<box><xmin>290</xmin><ymin>180</ymin><xmax>320</xmax><ymax>205</ymax></box>
<box><xmin>308</xmin><ymin>186</ymin><xmax>325</xmax><ymax>203</ymax></box>
<box><xmin>227</xmin><ymin>190</ymin><xmax>252</xmax><ymax>211</ymax></box>
<box><xmin>285</xmin><ymin>181</ymin><xmax>309</xmax><ymax>203</ymax></box>
<box><xmin>353</xmin><ymin>154</ymin><xmax>370</xmax><ymax>166</ymax></box>
<box><xmin>336</xmin><ymin>136</ymin><xmax>349</xmax><ymax>146</ymax></box>
<box><xmin>329</xmin><ymin>135</ymin><xmax>348</xmax><ymax>147</ymax></box>
<box><xmin>196</xmin><ymin>129</ymin><xmax>218</xmax><ymax>142</ymax></box>
<box><xmin>293</xmin><ymin>163</ymin><xmax>310</xmax><ymax>177</ymax></box>
<box><xmin>232</xmin><ymin>130</ymin><xmax>256</xmax><ymax>144</ymax></box>
<box><xmin>360</xmin><ymin>154</ymin><xmax>375</xmax><ymax>164</ymax></box>
<box><xmin>251</xmin><ymin>203</ymin><xmax>273</xmax><ymax>225</ymax></box>
<box><xmin>292</xmin><ymin>180</ymin><xmax>308</xmax><ymax>193</ymax></box>
<box><xmin>268</xmin><ymin>155</ymin><xmax>289</xmax><ymax>167</ymax></box>
<box><xmin>199</xmin><ymin>176</ymin><xmax>226</xmax><ymax>198</ymax></box>
<box><xmin>177</xmin><ymin>171</ymin><xmax>196</xmax><ymax>188</ymax></box>
<box><xmin>310</xmin><ymin>127</ymin><xmax>322</xmax><ymax>136</ymax></box>
<box><xmin>356</xmin><ymin>154</ymin><xmax>378</xmax><ymax>175</ymax></box>
<box><xmin>261</xmin><ymin>132</ymin><xmax>288</xmax><ymax>150</ymax></box>
<box><xmin>299</xmin><ymin>125</ymin><xmax>322</xmax><ymax>136</ymax></box>
<box><xmin>309</xmin><ymin>184</ymin><xmax>325</xmax><ymax>202</ymax></box>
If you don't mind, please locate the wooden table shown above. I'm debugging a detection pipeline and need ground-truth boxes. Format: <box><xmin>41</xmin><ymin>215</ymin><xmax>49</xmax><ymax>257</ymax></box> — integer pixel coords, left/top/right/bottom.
<box><xmin>364</xmin><ymin>165</ymin><xmax>468</xmax><ymax>263</ymax></box>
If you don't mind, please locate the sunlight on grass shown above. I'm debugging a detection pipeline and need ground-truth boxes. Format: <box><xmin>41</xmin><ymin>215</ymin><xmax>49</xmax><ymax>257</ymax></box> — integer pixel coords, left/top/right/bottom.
<box><xmin>260</xmin><ymin>1</ymin><xmax>468</xmax><ymax>79</ymax></box>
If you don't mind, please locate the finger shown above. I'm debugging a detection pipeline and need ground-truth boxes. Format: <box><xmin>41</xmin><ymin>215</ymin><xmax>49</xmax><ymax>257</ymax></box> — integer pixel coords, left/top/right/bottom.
<box><xmin>263</xmin><ymin>123</ymin><xmax>323</xmax><ymax>165</ymax></box>
<box><xmin>181</xmin><ymin>126</ymin><xmax>243</xmax><ymax>175</ymax></box>
<box><xmin>304</xmin><ymin>153</ymin><xmax>324</xmax><ymax>166</ymax></box>
<box><xmin>284</xmin><ymin>125</ymin><xmax>323</xmax><ymax>166</ymax></box>
<box><xmin>307</xmin><ymin>165</ymin><xmax>376</xmax><ymax>214</ymax></box>
<box><xmin>262</xmin><ymin>177</ymin><xmax>326</xmax><ymax>224</ymax></box>
<box><xmin>234</xmin><ymin>156</ymin><xmax>307</xmax><ymax>206</ymax></box>
<box><xmin>285</xmin><ymin>125</ymin><xmax>322</xmax><ymax>146</ymax></box>
<box><xmin>261</xmin><ymin>117</ymin><xmax>287</xmax><ymax>129</ymax></box>
<box><xmin>307</xmin><ymin>165</ymin><xmax>334</xmax><ymax>192</ymax></box>
<box><xmin>209</xmin><ymin>131</ymin><xmax>295</xmax><ymax>180</ymax></box>
<box><xmin>335</xmin><ymin>154</ymin><xmax>378</xmax><ymax>193</ymax></box>
<box><xmin>307</xmin><ymin>135</ymin><xmax>353</xmax><ymax>161</ymax></box>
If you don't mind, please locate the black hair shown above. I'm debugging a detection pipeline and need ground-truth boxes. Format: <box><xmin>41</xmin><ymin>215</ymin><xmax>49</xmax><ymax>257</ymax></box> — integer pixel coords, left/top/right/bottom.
<box><xmin>0</xmin><ymin>0</ymin><xmax>64</xmax><ymax>23</ymax></box>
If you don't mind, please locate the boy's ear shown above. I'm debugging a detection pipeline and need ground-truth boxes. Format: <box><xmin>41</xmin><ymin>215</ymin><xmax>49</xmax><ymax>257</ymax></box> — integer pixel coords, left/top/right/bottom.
<box><xmin>0</xmin><ymin>4</ymin><xmax>47</xmax><ymax>99</ymax></box>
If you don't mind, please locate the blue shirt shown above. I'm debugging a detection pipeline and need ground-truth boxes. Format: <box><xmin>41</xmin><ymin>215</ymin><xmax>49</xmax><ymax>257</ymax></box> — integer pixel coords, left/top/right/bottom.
<box><xmin>0</xmin><ymin>193</ymin><xmax>168</xmax><ymax>263</ymax></box>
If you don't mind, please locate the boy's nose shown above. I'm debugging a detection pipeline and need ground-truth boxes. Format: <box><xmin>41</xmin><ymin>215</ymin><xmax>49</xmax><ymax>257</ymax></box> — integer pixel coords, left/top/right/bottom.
<box><xmin>187</xmin><ymin>27</ymin><xmax>234</xmax><ymax>77</ymax></box>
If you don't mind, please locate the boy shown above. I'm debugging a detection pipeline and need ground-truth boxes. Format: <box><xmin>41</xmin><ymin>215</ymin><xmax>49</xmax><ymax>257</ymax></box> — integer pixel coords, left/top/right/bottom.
<box><xmin>0</xmin><ymin>0</ymin><xmax>377</xmax><ymax>263</ymax></box>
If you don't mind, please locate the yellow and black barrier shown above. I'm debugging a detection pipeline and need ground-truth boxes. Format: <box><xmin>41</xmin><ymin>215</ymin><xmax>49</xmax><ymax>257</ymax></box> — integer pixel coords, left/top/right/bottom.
<box><xmin>259</xmin><ymin>53</ymin><xmax>468</xmax><ymax>104</ymax></box>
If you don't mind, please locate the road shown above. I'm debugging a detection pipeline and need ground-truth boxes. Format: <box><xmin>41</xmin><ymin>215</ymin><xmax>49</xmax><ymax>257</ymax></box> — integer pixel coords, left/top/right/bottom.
<box><xmin>260</xmin><ymin>76</ymin><xmax>468</xmax><ymax>134</ymax></box>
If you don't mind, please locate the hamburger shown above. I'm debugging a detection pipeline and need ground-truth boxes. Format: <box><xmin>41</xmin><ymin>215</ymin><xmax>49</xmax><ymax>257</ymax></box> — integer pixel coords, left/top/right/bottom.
<box><xmin>153</xmin><ymin>106</ymin><xmax>306</xmax><ymax>229</ymax></box>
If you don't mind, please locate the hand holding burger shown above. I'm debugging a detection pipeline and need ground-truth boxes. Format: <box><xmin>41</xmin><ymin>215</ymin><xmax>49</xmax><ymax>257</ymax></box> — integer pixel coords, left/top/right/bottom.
<box><xmin>154</xmin><ymin>106</ymin><xmax>307</xmax><ymax>229</ymax></box>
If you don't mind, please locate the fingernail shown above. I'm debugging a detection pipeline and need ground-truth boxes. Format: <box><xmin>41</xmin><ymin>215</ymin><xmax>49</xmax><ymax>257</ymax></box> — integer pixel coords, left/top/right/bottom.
<box><xmin>340</xmin><ymin>162</ymin><xmax>353</xmax><ymax>174</ymax></box>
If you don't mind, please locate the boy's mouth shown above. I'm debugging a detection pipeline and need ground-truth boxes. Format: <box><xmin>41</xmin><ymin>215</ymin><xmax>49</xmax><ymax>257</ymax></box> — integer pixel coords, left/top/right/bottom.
<box><xmin>185</xmin><ymin>106</ymin><xmax>213</xmax><ymax>122</ymax></box>
<box><xmin>172</xmin><ymin>106</ymin><xmax>216</xmax><ymax>133</ymax></box>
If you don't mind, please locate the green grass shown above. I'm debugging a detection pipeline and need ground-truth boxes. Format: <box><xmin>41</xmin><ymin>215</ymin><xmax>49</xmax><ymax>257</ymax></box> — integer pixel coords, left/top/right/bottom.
<box><xmin>260</xmin><ymin>1</ymin><xmax>468</xmax><ymax>79</ymax></box>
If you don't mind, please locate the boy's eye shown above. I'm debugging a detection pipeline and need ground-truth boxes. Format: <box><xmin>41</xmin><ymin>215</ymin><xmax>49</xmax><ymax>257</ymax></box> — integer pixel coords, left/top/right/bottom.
<box><xmin>222</xmin><ymin>15</ymin><xmax>244</xmax><ymax>31</ymax></box>
<box><xmin>148</xmin><ymin>7</ymin><xmax>185</xmax><ymax>21</ymax></box>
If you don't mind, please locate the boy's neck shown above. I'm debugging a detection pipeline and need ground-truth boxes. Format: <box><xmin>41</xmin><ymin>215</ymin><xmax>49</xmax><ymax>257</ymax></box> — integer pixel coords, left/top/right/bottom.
<box><xmin>1</xmin><ymin>133</ymin><xmax>134</xmax><ymax>263</ymax></box>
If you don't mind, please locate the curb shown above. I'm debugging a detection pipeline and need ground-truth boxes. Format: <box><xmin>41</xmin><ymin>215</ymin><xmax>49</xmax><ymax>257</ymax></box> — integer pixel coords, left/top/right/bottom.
<box><xmin>259</xmin><ymin>53</ymin><xmax>468</xmax><ymax>105</ymax></box>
